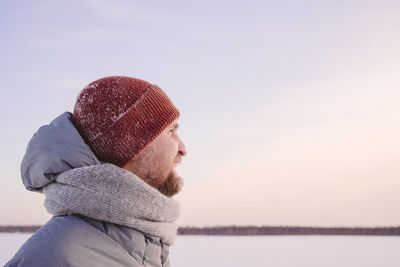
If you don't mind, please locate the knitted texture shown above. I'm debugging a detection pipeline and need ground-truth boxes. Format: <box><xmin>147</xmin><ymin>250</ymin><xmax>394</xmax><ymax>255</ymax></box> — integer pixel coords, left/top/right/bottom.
<box><xmin>43</xmin><ymin>164</ymin><xmax>180</xmax><ymax>245</ymax></box>
<box><xmin>73</xmin><ymin>76</ymin><xmax>180</xmax><ymax>166</ymax></box>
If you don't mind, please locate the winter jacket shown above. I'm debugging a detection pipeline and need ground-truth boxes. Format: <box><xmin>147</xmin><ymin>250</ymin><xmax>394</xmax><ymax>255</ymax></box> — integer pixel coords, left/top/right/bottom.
<box><xmin>6</xmin><ymin>215</ymin><xmax>171</xmax><ymax>267</ymax></box>
<box><xmin>6</xmin><ymin>112</ymin><xmax>173</xmax><ymax>267</ymax></box>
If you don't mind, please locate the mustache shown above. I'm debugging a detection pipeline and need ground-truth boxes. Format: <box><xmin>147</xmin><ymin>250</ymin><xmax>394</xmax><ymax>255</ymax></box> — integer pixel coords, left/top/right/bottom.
<box><xmin>174</xmin><ymin>155</ymin><xmax>182</xmax><ymax>165</ymax></box>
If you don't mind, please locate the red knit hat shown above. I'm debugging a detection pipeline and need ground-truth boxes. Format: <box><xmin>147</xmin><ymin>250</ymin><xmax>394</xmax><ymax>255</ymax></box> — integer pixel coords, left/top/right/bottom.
<box><xmin>73</xmin><ymin>76</ymin><xmax>180</xmax><ymax>167</ymax></box>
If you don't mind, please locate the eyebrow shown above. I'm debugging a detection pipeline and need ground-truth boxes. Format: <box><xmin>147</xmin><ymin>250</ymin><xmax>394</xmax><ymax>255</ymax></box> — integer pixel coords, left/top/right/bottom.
<box><xmin>171</xmin><ymin>122</ymin><xmax>179</xmax><ymax>130</ymax></box>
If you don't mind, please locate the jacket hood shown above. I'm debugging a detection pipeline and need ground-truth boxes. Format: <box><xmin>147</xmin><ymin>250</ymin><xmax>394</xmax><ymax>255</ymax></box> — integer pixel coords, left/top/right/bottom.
<box><xmin>21</xmin><ymin>112</ymin><xmax>101</xmax><ymax>192</ymax></box>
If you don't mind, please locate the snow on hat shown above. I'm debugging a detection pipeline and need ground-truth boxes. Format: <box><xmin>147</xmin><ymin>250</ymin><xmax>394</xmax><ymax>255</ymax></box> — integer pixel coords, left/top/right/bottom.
<box><xmin>73</xmin><ymin>76</ymin><xmax>180</xmax><ymax>167</ymax></box>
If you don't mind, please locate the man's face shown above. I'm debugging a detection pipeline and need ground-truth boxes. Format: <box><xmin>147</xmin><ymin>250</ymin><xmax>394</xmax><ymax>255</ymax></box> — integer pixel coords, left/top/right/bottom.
<box><xmin>123</xmin><ymin>119</ymin><xmax>187</xmax><ymax>197</ymax></box>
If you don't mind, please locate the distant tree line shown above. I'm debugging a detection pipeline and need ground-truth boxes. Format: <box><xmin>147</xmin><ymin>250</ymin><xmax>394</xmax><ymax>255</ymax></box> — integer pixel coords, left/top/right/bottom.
<box><xmin>178</xmin><ymin>226</ymin><xmax>400</xmax><ymax>236</ymax></box>
<box><xmin>0</xmin><ymin>226</ymin><xmax>41</xmax><ymax>233</ymax></box>
<box><xmin>2</xmin><ymin>225</ymin><xmax>400</xmax><ymax>235</ymax></box>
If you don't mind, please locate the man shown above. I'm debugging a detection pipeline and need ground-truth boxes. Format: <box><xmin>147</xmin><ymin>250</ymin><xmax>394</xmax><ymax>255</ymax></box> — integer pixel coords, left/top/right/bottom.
<box><xmin>7</xmin><ymin>76</ymin><xmax>187</xmax><ymax>267</ymax></box>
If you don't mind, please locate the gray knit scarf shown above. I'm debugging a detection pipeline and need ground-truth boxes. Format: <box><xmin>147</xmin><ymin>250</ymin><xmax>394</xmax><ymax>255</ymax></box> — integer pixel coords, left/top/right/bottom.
<box><xmin>43</xmin><ymin>163</ymin><xmax>180</xmax><ymax>245</ymax></box>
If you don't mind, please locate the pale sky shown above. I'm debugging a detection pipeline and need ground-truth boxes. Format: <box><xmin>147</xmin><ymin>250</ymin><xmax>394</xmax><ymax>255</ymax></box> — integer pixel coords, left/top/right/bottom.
<box><xmin>1</xmin><ymin>0</ymin><xmax>399</xmax><ymax>227</ymax></box>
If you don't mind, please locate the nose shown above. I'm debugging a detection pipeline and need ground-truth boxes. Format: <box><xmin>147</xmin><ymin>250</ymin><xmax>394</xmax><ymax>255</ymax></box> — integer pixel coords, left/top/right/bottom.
<box><xmin>178</xmin><ymin>138</ymin><xmax>187</xmax><ymax>157</ymax></box>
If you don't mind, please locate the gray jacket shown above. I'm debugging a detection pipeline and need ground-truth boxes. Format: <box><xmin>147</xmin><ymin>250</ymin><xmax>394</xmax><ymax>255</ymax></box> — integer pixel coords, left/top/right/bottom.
<box><xmin>6</xmin><ymin>112</ymin><xmax>171</xmax><ymax>267</ymax></box>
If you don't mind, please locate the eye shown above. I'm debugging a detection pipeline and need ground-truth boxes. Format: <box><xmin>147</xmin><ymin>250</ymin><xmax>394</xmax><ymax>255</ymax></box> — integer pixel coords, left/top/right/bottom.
<box><xmin>169</xmin><ymin>127</ymin><xmax>179</xmax><ymax>135</ymax></box>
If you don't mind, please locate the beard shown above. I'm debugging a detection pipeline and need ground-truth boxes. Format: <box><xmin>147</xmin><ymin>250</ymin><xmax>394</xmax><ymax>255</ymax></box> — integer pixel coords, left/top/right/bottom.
<box><xmin>157</xmin><ymin>169</ymin><xmax>184</xmax><ymax>197</ymax></box>
<box><xmin>140</xmin><ymin>164</ymin><xmax>184</xmax><ymax>198</ymax></box>
<box><xmin>124</xmin><ymin>149</ymin><xmax>184</xmax><ymax>197</ymax></box>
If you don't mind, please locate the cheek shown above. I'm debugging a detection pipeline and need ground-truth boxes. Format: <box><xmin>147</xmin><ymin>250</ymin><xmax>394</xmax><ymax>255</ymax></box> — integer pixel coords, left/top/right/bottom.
<box><xmin>157</xmin><ymin>137</ymin><xmax>178</xmax><ymax>156</ymax></box>
<box><xmin>149</xmin><ymin>135</ymin><xmax>179</xmax><ymax>166</ymax></box>
<box><xmin>158</xmin><ymin>144</ymin><xmax>177</xmax><ymax>163</ymax></box>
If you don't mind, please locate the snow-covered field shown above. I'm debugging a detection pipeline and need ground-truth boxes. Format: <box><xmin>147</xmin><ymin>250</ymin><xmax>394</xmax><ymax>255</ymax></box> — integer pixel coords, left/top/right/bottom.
<box><xmin>2</xmin><ymin>234</ymin><xmax>399</xmax><ymax>266</ymax></box>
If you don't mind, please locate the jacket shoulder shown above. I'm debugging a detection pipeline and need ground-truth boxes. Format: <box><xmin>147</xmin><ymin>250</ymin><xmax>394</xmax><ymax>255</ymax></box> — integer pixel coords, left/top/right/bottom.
<box><xmin>6</xmin><ymin>215</ymin><xmax>142</xmax><ymax>267</ymax></box>
<box><xmin>84</xmin><ymin>217</ymin><xmax>171</xmax><ymax>267</ymax></box>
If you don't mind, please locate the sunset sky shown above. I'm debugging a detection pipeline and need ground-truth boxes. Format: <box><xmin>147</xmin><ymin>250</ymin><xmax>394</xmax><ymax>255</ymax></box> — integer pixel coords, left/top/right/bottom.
<box><xmin>1</xmin><ymin>0</ymin><xmax>399</xmax><ymax>227</ymax></box>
